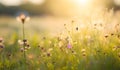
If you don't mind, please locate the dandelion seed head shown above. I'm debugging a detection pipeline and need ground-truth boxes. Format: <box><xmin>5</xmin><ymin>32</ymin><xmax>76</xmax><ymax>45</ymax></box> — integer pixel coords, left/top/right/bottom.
<box><xmin>18</xmin><ymin>40</ymin><xmax>24</xmax><ymax>45</ymax></box>
<box><xmin>16</xmin><ymin>13</ymin><xmax>30</xmax><ymax>24</ymax></box>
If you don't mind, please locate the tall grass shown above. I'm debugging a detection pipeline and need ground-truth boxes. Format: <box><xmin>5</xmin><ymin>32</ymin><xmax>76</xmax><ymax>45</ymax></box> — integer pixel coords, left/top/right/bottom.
<box><xmin>0</xmin><ymin>8</ymin><xmax>120</xmax><ymax>70</ymax></box>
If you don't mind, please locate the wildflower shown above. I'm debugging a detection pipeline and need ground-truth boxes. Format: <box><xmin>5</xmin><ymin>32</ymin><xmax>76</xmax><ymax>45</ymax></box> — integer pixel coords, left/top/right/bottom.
<box><xmin>104</xmin><ymin>34</ymin><xmax>109</xmax><ymax>38</ymax></box>
<box><xmin>82</xmin><ymin>53</ymin><xmax>86</xmax><ymax>57</ymax></box>
<box><xmin>117</xmin><ymin>35</ymin><xmax>120</xmax><ymax>39</ymax></box>
<box><xmin>81</xmin><ymin>49</ymin><xmax>86</xmax><ymax>53</ymax></box>
<box><xmin>25</xmin><ymin>47</ymin><xmax>28</xmax><ymax>49</ymax></box>
<box><xmin>71</xmin><ymin>50</ymin><xmax>76</xmax><ymax>54</ymax></box>
<box><xmin>0</xmin><ymin>44</ymin><xmax>4</xmax><ymax>49</ymax></box>
<box><xmin>18</xmin><ymin>40</ymin><xmax>24</xmax><ymax>45</ymax></box>
<box><xmin>67</xmin><ymin>43</ymin><xmax>72</xmax><ymax>49</ymax></box>
<box><xmin>111</xmin><ymin>33</ymin><xmax>114</xmax><ymax>36</ymax></box>
<box><xmin>47</xmin><ymin>52</ymin><xmax>51</xmax><ymax>57</ymax></box>
<box><xmin>26</xmin><ymin>44</ymin><xmax>31</xmax><ymax>49</ymax></box>
<box><xmin>23</xmin><ymin>39</ymin><xmax>27</xmax><ymax>43</ymax></box>
<box><xmin>16</xmin><ymin>13</ymin><xmax>30</xmax><ymax>24</ymax></box>
<box><xmin>76</xmin><ymin>27</ymin><xmax>78</xmax><ymax>31</ymax></box>
<box><xmin>20</xmin><ymin>48</ymin><xmax>24</xmax><ymax>52</ymax></box>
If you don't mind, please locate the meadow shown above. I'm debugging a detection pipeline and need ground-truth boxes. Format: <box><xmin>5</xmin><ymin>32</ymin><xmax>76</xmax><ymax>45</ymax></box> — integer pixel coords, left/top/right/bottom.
<box><xmin>0</xmin><ymin>9</ymin><xmax>120</xmax><ymax>70</ymax></box>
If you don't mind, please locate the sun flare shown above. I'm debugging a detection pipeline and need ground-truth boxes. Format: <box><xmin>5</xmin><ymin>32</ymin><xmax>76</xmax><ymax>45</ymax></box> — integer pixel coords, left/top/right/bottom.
<box><xmin>75</xmin><ymin>0</ymin><xmax>90</xmax><ymax>6</ymax></box>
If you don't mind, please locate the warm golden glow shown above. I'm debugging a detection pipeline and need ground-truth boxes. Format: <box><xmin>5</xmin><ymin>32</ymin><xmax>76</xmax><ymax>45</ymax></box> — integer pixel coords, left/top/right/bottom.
<box><xmin>74</xmin><ymin>0</ymin><xmax>90</xmax><ymax>6</ymax></box>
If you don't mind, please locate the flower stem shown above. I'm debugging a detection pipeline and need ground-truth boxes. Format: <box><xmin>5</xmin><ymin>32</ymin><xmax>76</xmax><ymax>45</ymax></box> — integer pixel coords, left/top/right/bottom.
<box><xmin>22</xmin><ymin>23</ymin><xmax>26</xmax><ymax>69</ymax></box>
<box><xmin>23</xmin><ymin>23</ymin><xmax>26</xmax><ymax>57</ymax></box>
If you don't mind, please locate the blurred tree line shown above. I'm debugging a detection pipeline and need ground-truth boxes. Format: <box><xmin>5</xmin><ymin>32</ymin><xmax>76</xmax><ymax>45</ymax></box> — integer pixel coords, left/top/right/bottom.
<box><xmin>0</xmin><ymin>2</ymin><xmax>49</xmax><ymax>16</ymax></box>
<box><xmin>0</xmin><ymin>0</ymin><xmax>120</xmax><ymax>16</ymax></box>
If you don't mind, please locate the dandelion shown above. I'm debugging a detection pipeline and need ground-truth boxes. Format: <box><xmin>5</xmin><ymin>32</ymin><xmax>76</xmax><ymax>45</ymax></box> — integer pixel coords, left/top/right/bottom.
<box><xmin>18</xmin><ymin>40</ymin><xmax>24</xmax><ymax>46</ymax></box>
<box><xmin>17</xmin><ymin>13</ymin><xmax>28</xmax><ymax>51</ymax></box>
<box><xmin>17</xmin><ymin>13</ymin><xmax>30</xmax><ymax>69</ymax></box>
<box><xmin>16</xmin><ymin>13</ymin><xmax>30</xmax><ymax>24</ymax></box>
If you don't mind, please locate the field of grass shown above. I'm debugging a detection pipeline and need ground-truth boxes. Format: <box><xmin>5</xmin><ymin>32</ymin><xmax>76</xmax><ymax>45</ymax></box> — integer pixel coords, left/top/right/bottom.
<box><xmin>0</xmin><ymin>9</ymin><xmax>120</xmax><ymax>70</ymax></box>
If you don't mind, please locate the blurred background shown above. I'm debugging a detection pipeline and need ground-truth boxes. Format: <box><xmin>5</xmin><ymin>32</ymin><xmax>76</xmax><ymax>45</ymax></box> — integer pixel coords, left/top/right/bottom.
<box><xmin>0</xmin><ymin>0</ymin><xmax>120</xmax><ymax>17</ymax></box>
<box><xmin>1</xmin><ymin>0</ymin><xmax>120</xmax><ymax>36</ymax></box>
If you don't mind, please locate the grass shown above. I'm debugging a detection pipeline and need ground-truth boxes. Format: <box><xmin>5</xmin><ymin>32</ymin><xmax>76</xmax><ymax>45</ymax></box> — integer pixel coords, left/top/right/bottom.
<box><xmin>0</xmin><ymin>9</ymin><xmax>120</xmax><ymax>70</ymax></box>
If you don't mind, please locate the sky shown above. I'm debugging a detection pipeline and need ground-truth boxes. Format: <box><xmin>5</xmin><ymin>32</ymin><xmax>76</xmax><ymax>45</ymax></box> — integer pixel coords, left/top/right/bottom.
<box><xmin>0</xmin><ymin>0</ymin><xmax>119</xmax><ymax>7</ymax></box>
<box><xmin>0</xmin><ymin>0</ymin><xmax>45</xmax><ymax>6</ymax></box>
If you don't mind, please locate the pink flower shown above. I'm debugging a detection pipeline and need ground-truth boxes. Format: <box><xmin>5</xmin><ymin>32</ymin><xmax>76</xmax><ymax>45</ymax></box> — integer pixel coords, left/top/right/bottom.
<box><xmin>67</xmin><ymin>43</ymin><xmax>72</xmax><ymax>49</ymax></box>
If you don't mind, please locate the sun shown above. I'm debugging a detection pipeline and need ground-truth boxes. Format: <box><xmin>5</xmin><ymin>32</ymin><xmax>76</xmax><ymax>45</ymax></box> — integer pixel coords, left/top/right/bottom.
<box><xmin>75</xmin><ymin>0</ymin><xmax>90</xmax><ymax>6</ymax></box>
